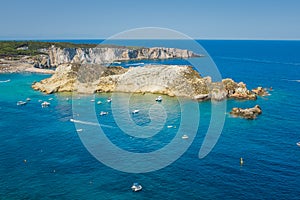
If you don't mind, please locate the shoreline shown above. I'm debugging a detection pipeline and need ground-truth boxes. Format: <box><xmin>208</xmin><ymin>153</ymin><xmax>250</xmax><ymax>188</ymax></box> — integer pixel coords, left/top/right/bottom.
<box><xmin>0</xmin><ymin>66</ymin><xmax>55</xmax><ymax>74</ymax></box>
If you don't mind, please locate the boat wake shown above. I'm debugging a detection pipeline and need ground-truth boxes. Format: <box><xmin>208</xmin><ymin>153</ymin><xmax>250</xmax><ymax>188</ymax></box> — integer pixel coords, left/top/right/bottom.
<box><xmin>217</xmin><ymin>56</ymin><xmax>300</xmax><ymax>66</ymax></box>
<box><xmin>282</xmin><ymin>79</ymin><xmax>300</xmax><ymax>82</ymax></box>
<box><xmin>70</xmin><ymin>119</ymin><xmax>115</xmax><ymax>129</ymax></box>
<box><xmin>0</xmin><ymin>79</ymin><xmax>11</xmax><ymax>83</ymax></box>
<box><xmin>125</xmin><ymin>62</ymin><xmax>145</xmax><ymax>66</ymax></box>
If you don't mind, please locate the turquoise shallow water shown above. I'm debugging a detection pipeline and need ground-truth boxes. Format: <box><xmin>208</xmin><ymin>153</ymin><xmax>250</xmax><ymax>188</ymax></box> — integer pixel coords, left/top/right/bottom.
<box><xmin>0</xmin><ymin>40</ymin><xmax>300</xmax><ymax>199</ymax></box>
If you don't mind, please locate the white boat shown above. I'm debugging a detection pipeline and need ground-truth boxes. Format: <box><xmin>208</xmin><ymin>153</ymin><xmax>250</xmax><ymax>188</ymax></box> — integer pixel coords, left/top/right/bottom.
<box><xmin>131</xmin><ymin>183</ymin><xmax>142</xmax><ymax>192</ymax></box>
<box><xmin>0</xmin><ymin>79</ymin><xmax>10</xmax><ymax>83</ymax></box>
<box><xmin>167</xmin><ymin>125</ymin><xmax>173</xmax><ymax>128</ymax></box>
<box><xmin>90</xmin><ymin>99</ymin><xmax>95</xmax><ymax>102</ymax></box>
<box><xmin>132</xmin><ymin>109</ymin><xmax>139</xmax><ymax>114</ymax></box>
<box><xmin>48</xmin><ymin>98</ymin><xmax>53</xmax><ymax>101</ymax></box>
<box><xmin>26</xmin><ymin>98</ymin><xmax>31</xmax><ymax>101</ymax></box>
<box><xmin>297</xmin><ymin>142</ymin><xmax>300</xmax><ymax>147</ymax></box>
<box><xmin>100</xmin><ymin>111</ymin><xmax>109</xmax><ymax>116</ymax></box>
<box><xmin>17</xmin><ymin>101</ymin><xmax>27</xmax><ymax>106</ymax></box>
<box><xmin>182</xmin><ymin>134</ymin><xmax>189</xmax><ymax>139</ymax></box>
<box><xmin>97</xmin><ymin>101</ymin><xmax>102</xmax><ymax>105</ymax></box>
<box><xmin>155</xmin><ymin>96</ymin><xmax>163</xmax><ymax>102</ymax></box>
<box><xmin>41</xmin><ymin>101</ymin><xmax>50</xmax><ymax>107</ymax></box>
<box><xmin>107</xmin><ymin>98</ymin><xmax>112</xmax><ymax>103</ymax></box>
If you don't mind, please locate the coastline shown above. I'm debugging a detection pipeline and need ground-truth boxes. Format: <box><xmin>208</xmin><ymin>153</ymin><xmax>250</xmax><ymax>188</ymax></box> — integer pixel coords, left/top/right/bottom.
<box><xmin>0</xmin><ymin>65</ymin><xmax>55</xmax><ymax>74</ymax></box>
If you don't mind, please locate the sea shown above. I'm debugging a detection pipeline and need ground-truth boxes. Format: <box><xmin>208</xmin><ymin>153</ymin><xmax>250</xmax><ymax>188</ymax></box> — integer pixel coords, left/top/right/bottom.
<box><xmin>0</xmin><ymin>40</ymin><xmax>300</xmax><ymax>199</ymax></box>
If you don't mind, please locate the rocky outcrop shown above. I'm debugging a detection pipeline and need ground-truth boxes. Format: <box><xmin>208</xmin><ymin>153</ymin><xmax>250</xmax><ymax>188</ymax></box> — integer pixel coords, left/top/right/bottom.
<box><xmin>32</xmin><ymin>64</ymin><xmax>259</xmax><ymax>101</ymax></box>
<box><xmin>48</xmin><ymin>46</ymin><xmax>201</xmax><ymax>67</ymax></box>
<box><xmin>222</xmin><ymin>78</ymin><xmax>257</xmax><ymax>100</ymax></box>
<box><xmin>230</xmin><ymin>105</ymin><xmax>262</xmax><ymax>119</ymax></box>
<box><xmin>252</xmin><ymin>87</ymin><xmax>269</xmax><ymax>96</ymax></box>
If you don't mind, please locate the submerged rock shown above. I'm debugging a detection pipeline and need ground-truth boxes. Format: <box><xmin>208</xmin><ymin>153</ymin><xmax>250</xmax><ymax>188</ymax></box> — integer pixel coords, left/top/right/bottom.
<box><xmin>230</xmin><ymin>105</ymin><xmax>262</xmax><ymax>119</ymax></box>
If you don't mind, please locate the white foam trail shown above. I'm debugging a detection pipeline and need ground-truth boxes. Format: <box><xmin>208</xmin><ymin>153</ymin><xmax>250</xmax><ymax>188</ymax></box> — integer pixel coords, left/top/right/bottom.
<box><xmin>0</xmin><ymin>79</ymin><xmax>11</xmax><ymax>83</ymax></box>
<box><xmin>125</xmin><ymin>62</ymin><xmax>145</xmax><ymax>66</ymax></box>
<box><xmin>283</xmin><ymin>79</ymin><xmax>300</xmax><ymax>82</ymax></box>
<box><xmin>70</xmin><ymin>119</ymin><xmax>115</xmax><ymax>129</ymax></box>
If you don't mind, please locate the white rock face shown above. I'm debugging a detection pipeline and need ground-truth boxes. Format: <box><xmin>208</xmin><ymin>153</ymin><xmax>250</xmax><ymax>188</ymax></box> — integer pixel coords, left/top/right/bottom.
<box><xmin>48</xmin><ymin>47</ymin><xmax>199</xmax><ymax>66</ymax></box>
<box><xmin>32</xmin><ymin>64</ymin><xmax>257</xmax><ymax>101</ymax></box>
<box><xmin>113</xmin><ymin>65</ymin><xmax>203</xmax><ymax>97</ymax></box>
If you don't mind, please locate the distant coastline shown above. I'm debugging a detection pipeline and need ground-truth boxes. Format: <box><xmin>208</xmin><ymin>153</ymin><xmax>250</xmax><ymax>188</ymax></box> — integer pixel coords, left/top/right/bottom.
<box><xmin>0</xmin><ymin>41</ymin><xmax>200</xmax><ymax>74</ymax></box>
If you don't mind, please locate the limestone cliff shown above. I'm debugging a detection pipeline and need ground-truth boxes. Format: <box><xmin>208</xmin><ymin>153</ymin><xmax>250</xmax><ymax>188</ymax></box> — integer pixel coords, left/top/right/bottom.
<box><xmin>48</xmin><ymin>46</ymin><xmax>201</xmax><ymax>67</ymax></box>
<box><xmin>32</xmin><ymin>64</ymin><xmax>257</xmax><ymax>101</ymax></box>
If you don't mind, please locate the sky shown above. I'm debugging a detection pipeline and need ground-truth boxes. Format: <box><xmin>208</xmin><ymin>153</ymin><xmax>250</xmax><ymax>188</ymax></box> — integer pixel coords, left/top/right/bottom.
<box><xmin>0</xmin><ymin>0</ymin><xmax>300</xmax><ymax>40</ymax></box>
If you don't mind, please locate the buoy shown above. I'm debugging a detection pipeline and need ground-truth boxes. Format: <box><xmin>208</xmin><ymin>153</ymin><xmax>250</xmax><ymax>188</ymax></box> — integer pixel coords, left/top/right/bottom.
<box><xmin>240</xmin><ymin>157</ymin><xmax>244</xmax><ymax>165</ymax></box>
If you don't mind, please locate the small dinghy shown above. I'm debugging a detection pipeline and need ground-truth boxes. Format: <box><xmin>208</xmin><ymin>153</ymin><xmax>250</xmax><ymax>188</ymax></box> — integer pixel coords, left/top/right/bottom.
<box><xmin>297</xmin><ymin>142</ymin><xmax>300</xmax><ymax>147</ymax></box>
<box><xmin>155</xmin><ymin>96</ymin><xmax>162</xmax><ymax>102</ymax></box>
<box><xmin>17</xmin><ymin>101</ymin><xmax>27</xmax><ymax>106</ymax></box>
<box><xmin>182</xmin><ymin>134</ymin><xmax>189</xmax><ymax>139</ymax></box>
<box><xmin>41</xmin><ymin>101</ymin><xmax>50</xmax><ymax>107</ymax></box>
<box><xmin>100</xmin><ymin>111</ymin><xmax>108</xmax><ymax>116</ymax></box>
<box><xmin>131</xmin><ymin>183</ymin><xmax>142</xmax><ymax>192</ymax></box>
<box><xmin>132</xmin><ymin>109</ymin><xmax>139</xmax><ymax>114</ymax></box>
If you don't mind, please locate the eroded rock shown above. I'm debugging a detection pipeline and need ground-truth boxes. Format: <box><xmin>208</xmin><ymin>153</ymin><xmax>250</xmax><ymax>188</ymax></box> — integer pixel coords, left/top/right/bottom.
<box><xmin>230</xmin><ymin>105</ymin><xmax>262</xmax><ymax>119</ymax></box>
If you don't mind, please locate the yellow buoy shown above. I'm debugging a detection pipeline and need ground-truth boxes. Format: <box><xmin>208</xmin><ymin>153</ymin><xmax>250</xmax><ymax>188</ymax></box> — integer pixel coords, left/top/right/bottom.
<box><xmin>240</xmin><ymin>157</ymin><xmax>244</xmax><ymax>165</ymax></box>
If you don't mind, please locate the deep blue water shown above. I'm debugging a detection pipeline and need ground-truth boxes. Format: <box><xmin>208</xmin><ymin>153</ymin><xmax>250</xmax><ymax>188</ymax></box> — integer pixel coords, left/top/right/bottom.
<box><xmin>0</xmin><ymin>40</ymin><xmax>300</xmax><ymax>199</ymax></box>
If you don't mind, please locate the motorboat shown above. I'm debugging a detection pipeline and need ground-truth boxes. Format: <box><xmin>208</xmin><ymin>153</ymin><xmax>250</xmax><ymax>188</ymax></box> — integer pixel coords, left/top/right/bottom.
<box><xmin>41</xmin><ymin>101</ymin><xmax>50</xmax><ymax>107</ymax></box>
<box><xmin>107</xmin><ymin>97</ymin><xmax>112</xmax><ymax>103</ymax></box>
<box><xmin>48</xmin><ymin>98</ymin><xmax>53</xmax><ymax>101</ymax></box>
<box><xmin>167</xmin><ymin>125</ymin><xmax>173</xmax><ymax>128</ymax></box>
<box><xmin>97</xmin><ymin>101</ymin><xmax>102</xmax><ymax>105</ymax></box>
<box><xmin>17</xmin><ymin>101</ymin><xmax>27</xmax><ymax>106</ymax></box>
<box><xmin>297</xmin><ymin>142</ymin><xmax>300</xmax><ymax>147</ymax></box>
<box><xmin>26</xmin><ymin>98</ymin><xmax>31</xmax><ymax>101</ymax></box>
<box><xmin>131</xmin><ymin>183</ymin><xmax>142</xmax><ymax>192</ymax></box>
<box><xmin>132</xmin><ymin>109</ymin><xmax>139</xmax><ymax>114</ymax></box>
<box><xmin>100</xmin><ymin>111</ymin><xmax>109</xmax><ymax>116</ymax></box>
<box><xmin>182</xmin><ymin>134</ymin><xmax>189</xmax><ymax>139</ymax></box>
<box><xmin>155</xmin><ymin>96</ymin><xmax>162</xmax><ymax>102</ymax></box>
<box><xmin>90</xmin><ymin>99</ymin><xmax>95</xmax><ymax>102</ymax></box>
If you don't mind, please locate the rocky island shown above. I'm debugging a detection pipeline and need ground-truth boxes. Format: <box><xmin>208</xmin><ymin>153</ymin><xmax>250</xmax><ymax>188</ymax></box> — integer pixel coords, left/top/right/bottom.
<box><xmin>1</xmin><ymin>41</ymin><xmax>267</xmax><ymax>103</ymax></box>
<box><xmin>32</xmin><ymin>63</ymin><xmax>261</xmax><ymax>101</ymax></box>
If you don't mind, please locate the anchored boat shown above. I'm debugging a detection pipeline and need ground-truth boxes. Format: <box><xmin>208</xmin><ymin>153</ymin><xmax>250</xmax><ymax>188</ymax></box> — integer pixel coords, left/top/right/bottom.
<box><xmin>131</xmin><ymin>183</ymin><xmax>142</xmax><ymax>192</ymax></box>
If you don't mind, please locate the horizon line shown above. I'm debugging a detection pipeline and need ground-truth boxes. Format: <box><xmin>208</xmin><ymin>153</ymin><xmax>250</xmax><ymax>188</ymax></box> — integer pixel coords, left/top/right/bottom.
<box><xmin>0</xmin><ymin>38</ymin><xmax>300</xmax><ymax>41</ymax></box>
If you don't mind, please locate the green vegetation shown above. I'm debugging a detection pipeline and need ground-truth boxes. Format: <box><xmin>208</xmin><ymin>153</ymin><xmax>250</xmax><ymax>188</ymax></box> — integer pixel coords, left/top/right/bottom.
<box><xmin>0</xmin><ymin>41</ymin><xmax>141</xmax><ymax>57</ymax></box>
